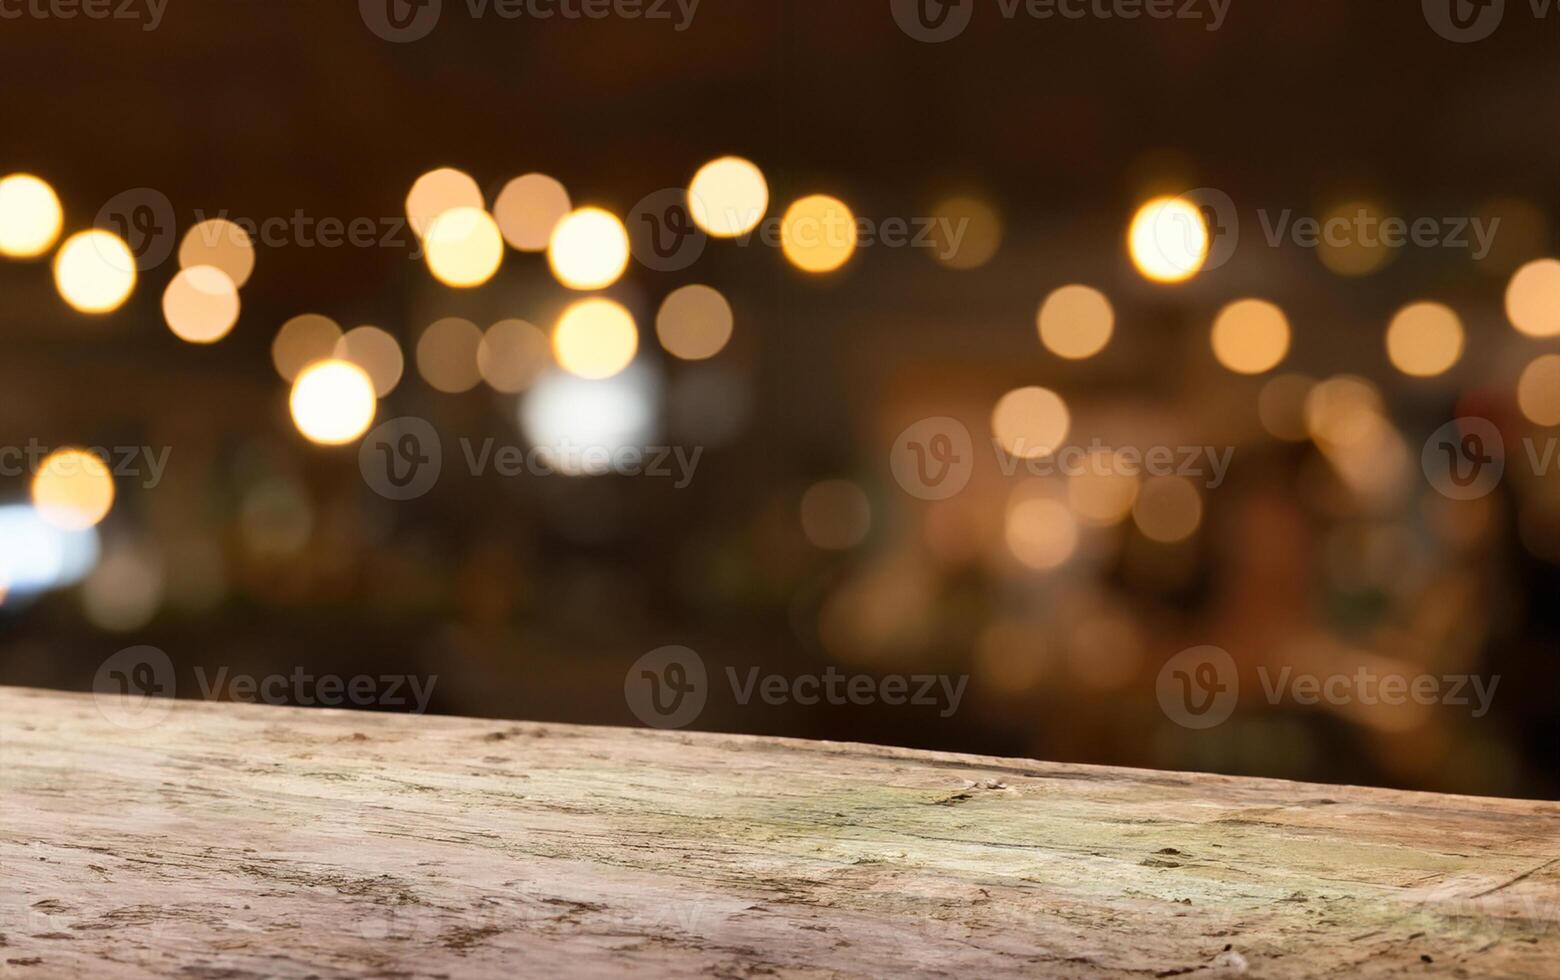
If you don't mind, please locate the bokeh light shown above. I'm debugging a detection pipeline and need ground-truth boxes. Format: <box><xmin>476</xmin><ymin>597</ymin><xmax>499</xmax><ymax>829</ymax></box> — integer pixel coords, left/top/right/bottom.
<box><xmin>1317</xmin><ymin>200</ymin><xmax>1394</xmax><ymax>277</ymax></box>
<box><xmin>800</xmin><ymin>480</ymin><xmax>872</xmax><ymax>550</ymax></box>
<box><xmin>553</xmin><ymin>298</ymin><xmax>638</xmax><ymax>380</ymax></box>
<box><xmin>1005</xmin><ymin>491</ymin><xmax>1078</xmax><ymax>570</ymax></box>
<box><xmin>1258</xmin><ymin>373</ymin><xmax>1315</xmax><ymax>442</ymax></box>
<box><xmin>289</xmin><ymin>359</ymin><xmax>378</xmax><ymax>445</ymax></box>
<box><xmin>1211</xmin><ymin>298</ymin><xmax>1291</xmax><ymax>375</ymax></box>
<box><xmin>781</xmin><ymin>194</ymin><xmax>857</xmax><ymax>274</ymax></box>
<box><xmin>656</xmin><ymin>284</ymin><xmax>733</xmax><ymax>361</ymax></box>
<box><xmin>1068</xmin><ymin>450</ymin><xmax>1140</xmax><ymax>526</ymax></box>
<box><xmin>162</xmin><ymin>265</ymin><xmax>240</xmax><ymax>344</ymax></box>
<box><xmin>52</xmin><ymin>230</ymin><xmax>136</xmax><ymax>313</ymax></box>
<box><xmin>272</xmin><ymin>313</ymin><xmax>342</xmax><ymax>382</ymax></box>
<box><xmin>424</xmin><ymin>206</ymin><xmax>504</xmax><ymax>288</ymax></box>
<box><xmin>929</xmin><ymin>195</ymin><xmax>1002</xmax><ymax>270</ymax></box>
<box><xmin>1305</xmin><ymin>375</ymin><xmax>1386</xmax><ymax>449</ymax></box>
<box><xmin>1386</xmin><ymin>302</ymin><xmax>1464</xmax><ymax>378</ymax></box>
<box><xmin>31</xmin><ymin>449</ymin><xmax>115</xmax><ymax>530</ymax></box>
<box><xmin>1132</xmin><ymin>476</ymin><xmax>1203</xmax><ymax>543</ymax></box>
<box><xmin>1038</xmin><ymin>284</ymin><xmax>1114</xmax><ymax>360</ymax></box>
<box><xmin>478</xmin><ymin>319</ymin><xmax>550</xmax><ymax>393</ymax></box>
<box><xmin>1127</xmin><ymin>195</ymin><xmax>1207</xmax><ymax>284</ymax></box>
<box><xmin>406</xmin><ymin>167</ymin><xmax>484</xmax><ymax>238</ymax></box>
<box><xmin>1518</xmin><ymin>354</ymin><xmax>1560</xmax><ymax>427</ymax></box>
<box><xmin>0</xmin><ymin>504</ymin><xmax>99</xmax><ymax>597</ymax></box>
<box><xmin>548</xmin><ymin>207</ymin><xmax>630</xmax><ymax>290</ymax></box>
<box><xmin>991</xmin><ymin>386</ymin><xmax>1070</xmax><ymax>460</ymax></box>
<box><xmin>1300</xmin><ymin>375</ymin><xmax>1410</xmax><ymax>504</ymax></box>
<box><xmin>81</xmin><ymin>541</ymin><xmax>163</xmax><ymax>632</ymax></box>
<box><xmin>688</xmin><ymin>156</ymin><xmax>769</xmax><ymax>238</ymax></box>
<box><xmin>416</xmin><ymin>317</ymin><xmax>483</xmax><ymax>393</ymax></box>
<box><xmin>1506</xmin><ymin>259</ymin><xmax>1560</xmax><ymax>338</ymax></box>
<box><xmin>0</xmin><ymin>173</ymin><xmax>63</xmax><ymax>258</ymax></box>
<box><xmin>493</xmin><ymin>173</ymin><xmax>571</xmax><ymax>252</ymax></box>
<box><xmin>519</xmin><ymin>365</ymin><xmax>659</xmax><ymax>476</ymax></box>
<box><xmin>334</xmin><ymin>325</ymin><xmax>404</xmax><ymax>397</ymax></box>
<box><xmin>178</xmin><ymin>218</ymin><xmax>255</xmax><ymax>287</ymax></box>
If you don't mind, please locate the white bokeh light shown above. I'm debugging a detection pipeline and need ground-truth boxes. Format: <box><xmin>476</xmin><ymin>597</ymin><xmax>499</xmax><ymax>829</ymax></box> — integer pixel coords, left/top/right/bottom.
<box><xmin>0</xmin><ymin>504</ymin><xmax>101</xmax><ymax>599</ymax></box>
<box><xmin>519</xmin><ymin>365</ymin><xmax>660</xmax><ymax>477</ymax></box>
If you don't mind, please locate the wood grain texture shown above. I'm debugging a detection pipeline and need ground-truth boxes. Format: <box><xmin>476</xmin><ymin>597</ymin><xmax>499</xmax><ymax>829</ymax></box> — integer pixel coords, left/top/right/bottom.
<box><xmin>1</xmin><ymin>685</ymin><xmax>1557</xmax><ymax>979</ymax></box>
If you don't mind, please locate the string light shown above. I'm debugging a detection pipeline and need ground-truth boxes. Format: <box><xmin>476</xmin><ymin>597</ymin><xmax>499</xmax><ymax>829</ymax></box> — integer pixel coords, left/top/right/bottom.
<box><xmin>31</xmin><ymin>449</ymin><xmax>115</xmax><ymax>530</ymax></box>
<box><xmin>781</xmin><ymin>194</ymin><xmax>857</xmax><ymax>273</ymax></box>
<box><xmin>289</xmin><ymin>359</ymin><xmax>377</xmax><ymax>446</ymax></box>
<box><xmin>1127</xmin><ymin>196</ymin><xmax>1207</xmax><ymax>284</ymax></box>
<box><xmin>553</xmin><ymin>298</ymin><xmax>638</xmax><ymax>380</ymax></box>
<box><xmin>406</xmin><ymin>167</ymin><xmax>483</xmax><ymax>238</ymax></box>
<box><xmin>335</xmin><ymin>325</ymin><xmax>404</xmax><ymax>397</ymax></box>
<box><xmin>1386</xmin><ymin>302</ymin><xmax>1463</xmax><ymax>378</ymax></box>
<box><xmin>1005</xmin><ymin>492</ymin><xmax>1078</xmax><ymax>570</ymax></box>
<box><xmin>1518</xmin><ymin>355</ymin><xmax>1560</xmax><ymax>427</ymax></box>
<box><xmin>548</xmin><ymin>207</ymin><xmax>630</xmax><ymax>290</ymax></box>
<box><xmin>1506</xmin><ymin>258</ymin><xmax>1560</xmax><ymax>338</ymax></box>
<box><xmin>179</xmin><ymin>218</ymin><xmax>255</xmax><ymax>287</ymax></box>
<box><xmin>424</xmin><ymin>206</ymin><xmax>504</xmax><ymax>288</ymax></box>
<box><xmin>992</xmin><ymin>386</ymin><xmax>1070</xmax><ymax>460</ymax></box>
<box><xmin>493</xmin><ymin>173</ymin><xmax>571</xmax><ymax>252</ymax></box>
<box><xmin>163</xmin><ymin>265</ymin><xmax>240</xmax><ymax>344</ymax></box>
<box><xmin>1211</xmin><ymin>299</ymin><xmax>1291</xmax><ymax>375</ymax></box>
<box><xmin>416</xmin><ymin>317</ymin><xmax>483</xmax><ymax>393</ymax></box>
<box><xmin>688</xmin><ymin>157</ymin><xmax>768</xmax><ymax>238</ymax></box>
<box><xmin>1038</xmin><ymin>284</ymin><xmax>1113</xmax><ymax>360</ymax></box>
<box><xmin>656</xmin><ymin>284</ymin><xmax>733</xmax><ymax>361</ymax></box>
<box><xmin>0</xmin><ymin>173</ymin><xmax>63</xmax><ymax>258</ymax></box>
<box><xmin>53</xmin><ymin>230</ymin><xmax>136</xmax><ymax>313</ymax></box>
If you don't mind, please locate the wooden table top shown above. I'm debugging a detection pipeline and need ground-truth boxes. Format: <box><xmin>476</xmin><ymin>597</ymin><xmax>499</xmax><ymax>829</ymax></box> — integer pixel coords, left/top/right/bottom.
<box><xmin>2</xmin><ymin>686</ymin><xmax>1556</xmax><ymax>978</ymax></box>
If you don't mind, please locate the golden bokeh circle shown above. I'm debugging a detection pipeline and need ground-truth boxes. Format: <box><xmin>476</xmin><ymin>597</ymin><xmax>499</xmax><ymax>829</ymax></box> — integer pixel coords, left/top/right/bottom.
<box><xmin>0</xmin><ymin>173</ymin><xmax>63</xmax><ymax>258</ymax></box>
<box><xmin>31</xmin><ymin>449</ymin><xmax>115</xmax><ymax>530</ymax></box>
<box><xmin>53</xmin><ymin>230</ymin><xmax>137</xmax><ymax>313</ymax></box>
<box><xmin>1211</xmin><ymin>299</ymin><xmax>1291</xmax><ymax>375</ymax></box>
<box><xmin>162</xmin><ymin>265</ymin><xmax>241</xmax><ymax>344</ymax></box>
<box><xmin>553</xmin><ymin>298</ymin><xmax>639</xmax><ymax>380</ymax></box>
<box><xmin>1386</xmin><ymin>302</ymin><xmax>1464</xmax><ymax>378</ymax></box>
<box><xmin>1038</xmin><ymin>284</ymin><xmax>1114</xmax><ymax>360</ymax></box>
<box><xmin>781</xmin><ymin>194</ymin><xmax>857</xmax><ymax>274</ymax></box>
<box><xmin>688</xmin><ymin>157</ymin><xmax>769</xmax><ymax>238</ymax></box>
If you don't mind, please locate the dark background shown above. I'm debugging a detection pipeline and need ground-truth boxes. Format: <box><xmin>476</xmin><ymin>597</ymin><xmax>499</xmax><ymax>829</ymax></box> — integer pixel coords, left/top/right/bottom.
<box><xmin>1</xmin><ymin>0</ymin><xmax>1557</xmax><ymax>798</ymax></box>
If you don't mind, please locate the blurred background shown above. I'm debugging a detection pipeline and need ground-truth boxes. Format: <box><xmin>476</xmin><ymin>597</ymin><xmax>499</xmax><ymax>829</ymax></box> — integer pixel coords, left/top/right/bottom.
<box><xmin>1</xmin><ymin>0</ymin><xmax>1556</xmax><ymax>798</ymax></box>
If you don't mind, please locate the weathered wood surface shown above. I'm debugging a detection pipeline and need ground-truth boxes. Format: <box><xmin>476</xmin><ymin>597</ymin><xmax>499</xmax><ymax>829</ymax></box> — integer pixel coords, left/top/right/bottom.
<box><xmin>1</xmin><ymin>686</ymin><xmax>1557</xmax><ymax>979</ymax></box>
